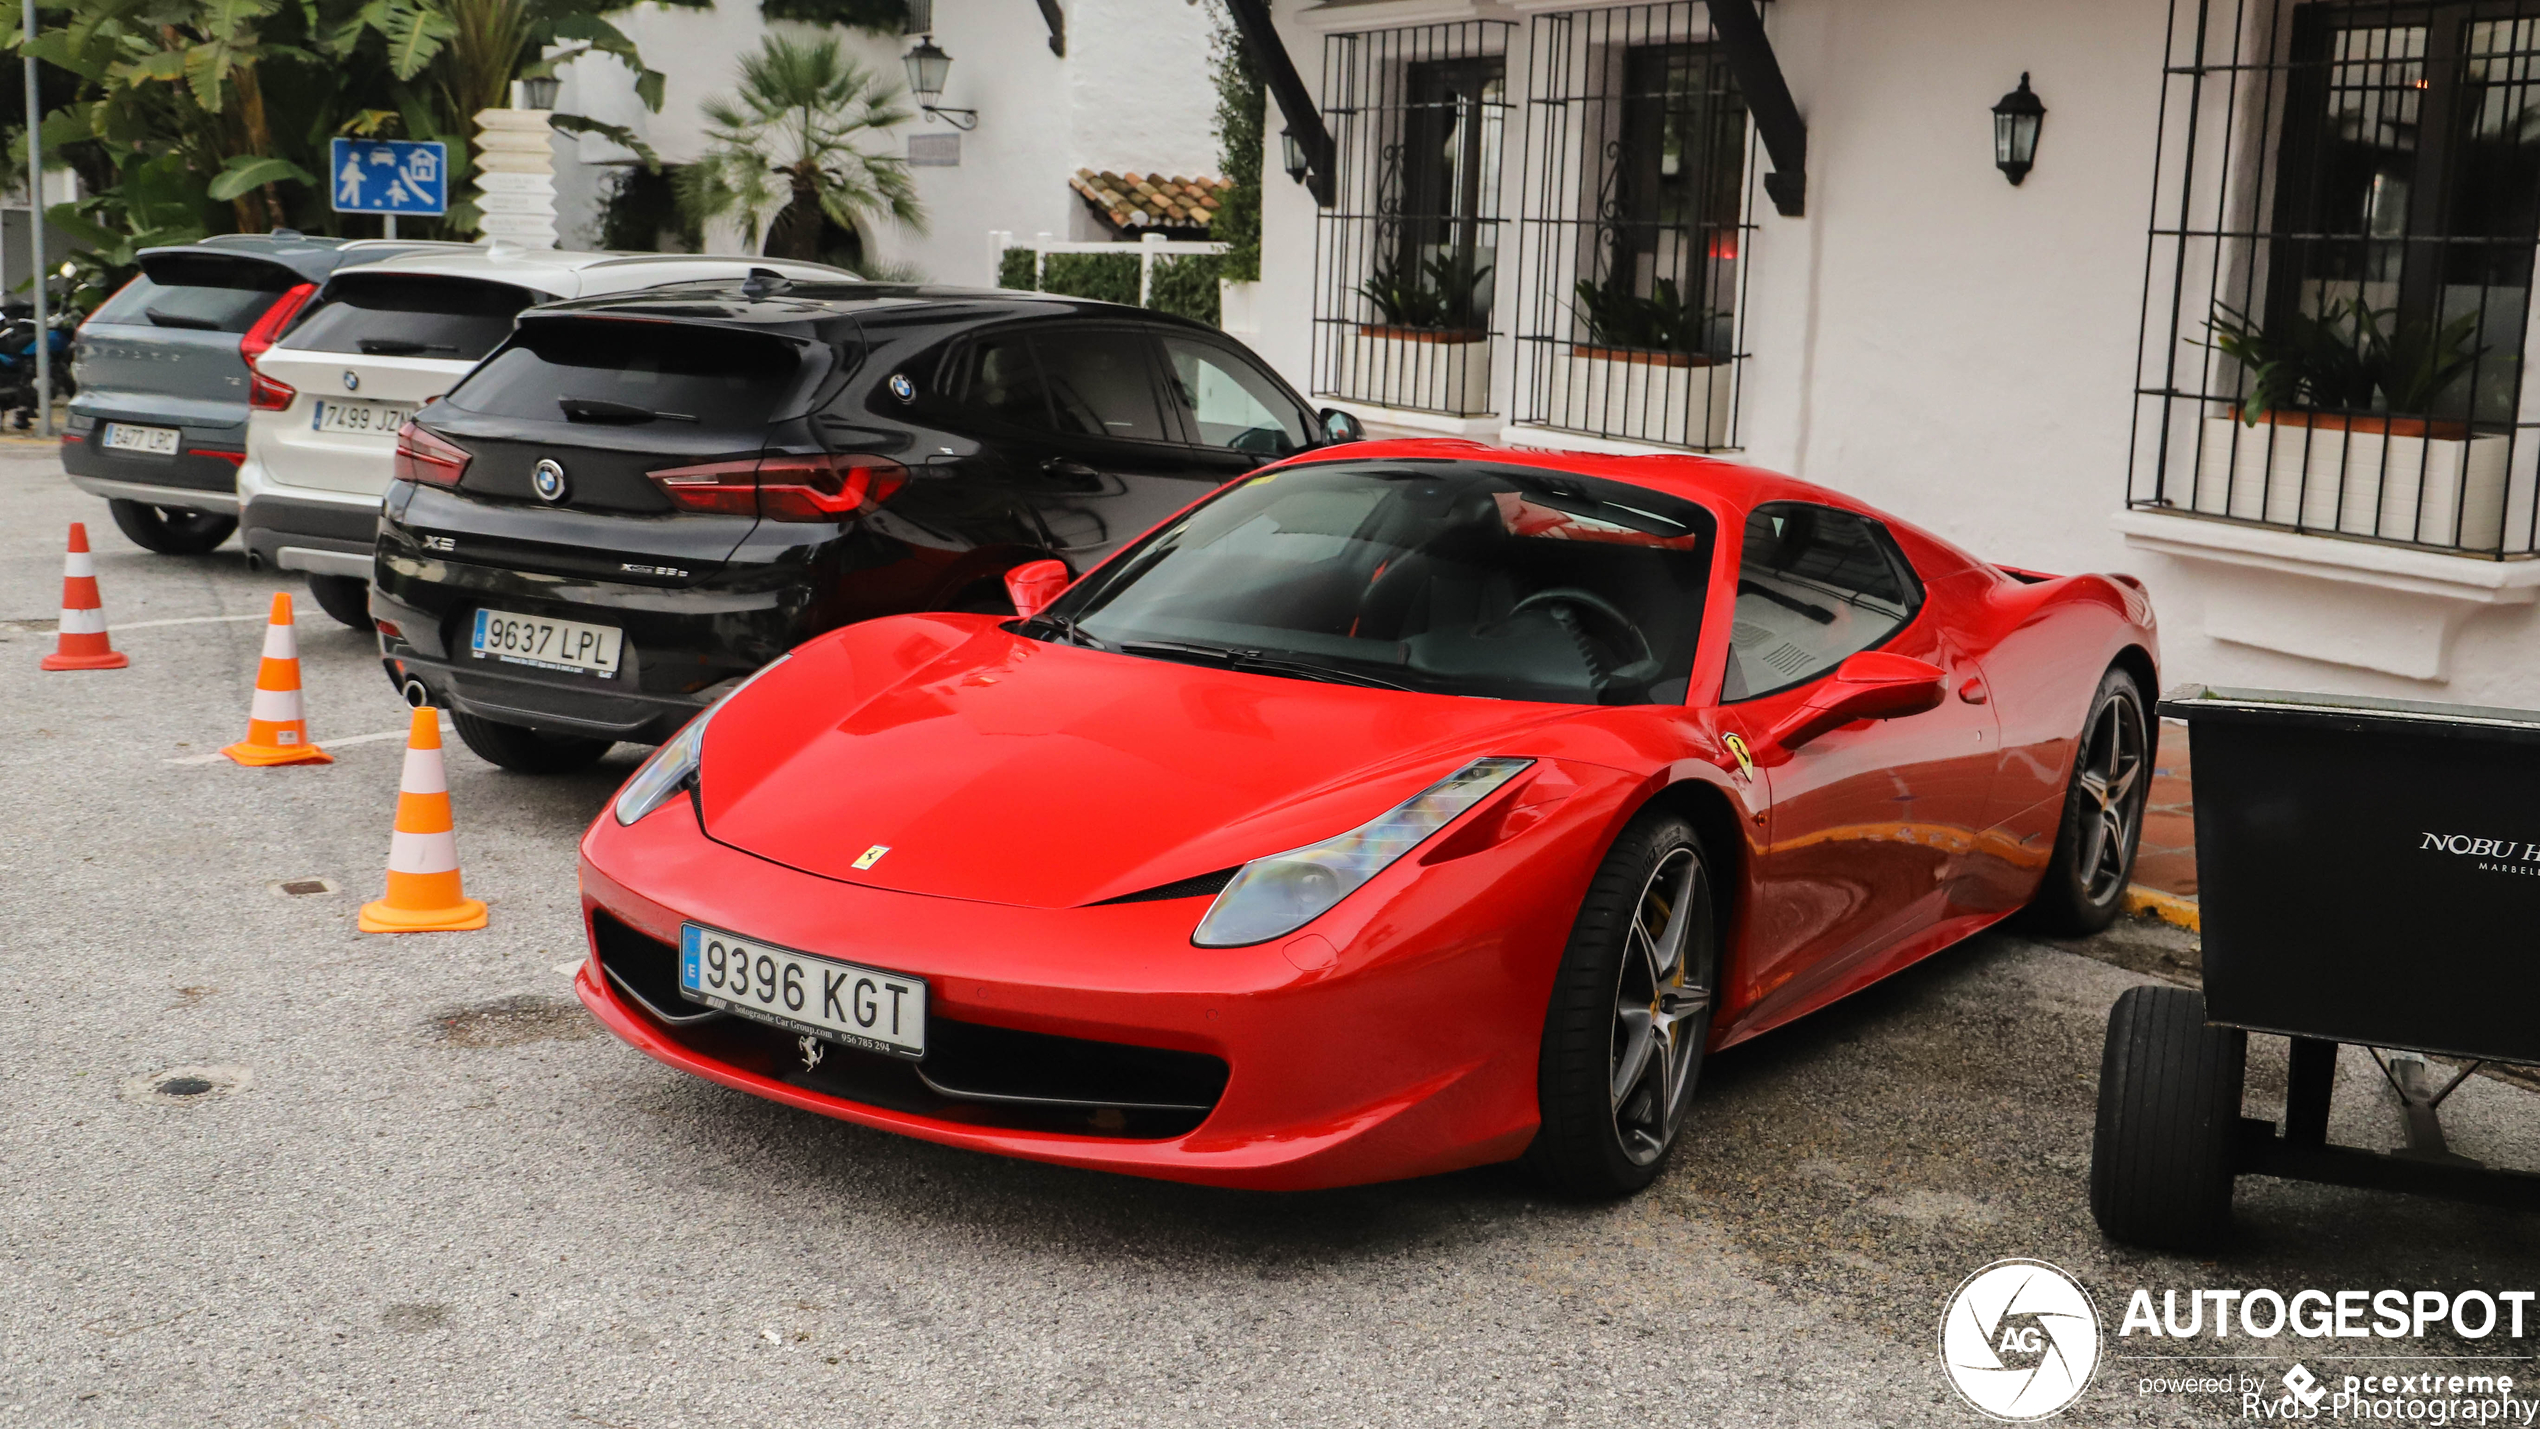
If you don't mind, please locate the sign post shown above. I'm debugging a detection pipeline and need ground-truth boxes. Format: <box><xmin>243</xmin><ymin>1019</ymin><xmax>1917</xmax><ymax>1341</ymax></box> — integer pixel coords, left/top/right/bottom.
<box><xmin>328</xmin><ymin>138</ymin><xmax>450</xmax><ymax>233</ymax></box>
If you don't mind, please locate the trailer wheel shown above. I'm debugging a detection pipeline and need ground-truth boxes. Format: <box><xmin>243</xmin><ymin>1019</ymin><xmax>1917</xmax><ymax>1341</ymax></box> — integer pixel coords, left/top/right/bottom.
<box><xmin>2090</xmin><ymin>984</ymin><xmax>2245</xmax><ymax>1250</ymax></box>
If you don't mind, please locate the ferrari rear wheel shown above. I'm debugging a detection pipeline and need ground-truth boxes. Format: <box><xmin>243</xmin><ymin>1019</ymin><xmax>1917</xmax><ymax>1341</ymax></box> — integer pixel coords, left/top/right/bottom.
<box><xmin>2021</xmin><ymin>666</ymin><xmax>2151</xmax><ymax>936</ymax></box>
<box><xmin>1530</xmin><ymin>810</ymin><xmax>1718</xmax><ymax>1198</ymax></box>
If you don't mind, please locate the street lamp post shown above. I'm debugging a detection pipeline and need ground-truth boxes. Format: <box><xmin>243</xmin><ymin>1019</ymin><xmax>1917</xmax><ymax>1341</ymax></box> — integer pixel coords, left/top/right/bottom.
<box><xmin>23</xmin><ymin>0</ymin><xmax>47</xmax><ymax>435</ymax></box>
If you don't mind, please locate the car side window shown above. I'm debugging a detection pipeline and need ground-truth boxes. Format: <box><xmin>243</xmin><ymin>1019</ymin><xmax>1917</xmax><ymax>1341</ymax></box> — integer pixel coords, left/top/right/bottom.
<box><xmin>1722</xmin><ymin>502</ymin><xmax>1923</xmax><ymax>702</ymax></box>
<box><xmin>1159</xmin><ymin>335</ymin><xmax>1312</xmax><ymax>456</ymax></box>
<box><xmin>1029</xmin><ymin>327</ymin><xmax>1168</xmax><ymax>442</ymax></box>
<box><xmin>958</xmin><ymin>330</ymin><xmax>1057</xmax><ymax>431</ymax></box>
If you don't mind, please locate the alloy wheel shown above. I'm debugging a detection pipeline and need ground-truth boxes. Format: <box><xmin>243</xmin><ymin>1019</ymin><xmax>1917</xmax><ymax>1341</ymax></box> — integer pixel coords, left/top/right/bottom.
<box><xmin>1609</xmin><ymin>845</ymin><xmax>1714</xmax><ymax>1166</ymax></box>
<box><xmin>2073</xmin><ymin>689</ymin><xmax>2148</xmax><ymax>904</ymax></box>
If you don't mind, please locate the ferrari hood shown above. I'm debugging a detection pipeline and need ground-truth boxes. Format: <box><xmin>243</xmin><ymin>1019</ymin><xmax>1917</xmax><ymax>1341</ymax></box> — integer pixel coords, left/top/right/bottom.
<box><xmin>695</xmin><ymin>622</ymin><xmax>1597</xmax><ymax>909</ymax></box>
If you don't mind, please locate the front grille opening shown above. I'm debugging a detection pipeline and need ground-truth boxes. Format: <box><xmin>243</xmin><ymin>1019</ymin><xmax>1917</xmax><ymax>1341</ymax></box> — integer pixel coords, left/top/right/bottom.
<box><xmin>590</xmin><ymin>909</ymin><xmax>722</xmax><ymax>1026</ymax></box>
<box><xmin>588</xmin><ymin>909</ymin><xmax>1228</xmax><ymax>1140</ymax></box>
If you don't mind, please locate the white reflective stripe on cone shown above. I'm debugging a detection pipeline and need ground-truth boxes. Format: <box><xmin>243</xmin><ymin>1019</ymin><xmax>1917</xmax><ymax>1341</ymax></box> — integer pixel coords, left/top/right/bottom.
<box><xmin>249</xmin><ymin>687</ymin><xmax>305</xmax><ymax>723</ymax></box>
<box><xmin>387</xmin><ymin>828</ymin><xmax>460</xmax><ymax>875</ymax></box>
<box><xmin>56</xmin><ymin>607</ymin><xmax>107</xmax><ymax>635</ymax></box>
<box><xmin>261</xmin><ymin>622</ymin><xmax>298</xmax><ymax>660</ymax></box>
<box><xmin>398</xmin><ymin>747</ymin><xmax>448</xmax><ymax>795</ymax></box>
<box><xmin>63</xmin><ymin>551</ymin><xmax>93</xmax><ymax>579</ymax></box>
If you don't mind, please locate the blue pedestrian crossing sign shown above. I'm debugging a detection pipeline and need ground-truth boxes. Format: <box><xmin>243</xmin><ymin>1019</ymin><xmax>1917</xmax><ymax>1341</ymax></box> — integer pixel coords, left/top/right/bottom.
<box><xmin>329</xmin><ymin>138</ymin><xmax>448</xmax><ymax>216</ymax></box>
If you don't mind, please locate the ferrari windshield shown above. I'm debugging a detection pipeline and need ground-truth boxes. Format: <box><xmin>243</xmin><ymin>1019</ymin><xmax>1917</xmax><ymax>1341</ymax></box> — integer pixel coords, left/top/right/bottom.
<box><xmin>1045</xmin><ymin>460</ymin><xmax>1716</xmax><ymax>705</ymax></box>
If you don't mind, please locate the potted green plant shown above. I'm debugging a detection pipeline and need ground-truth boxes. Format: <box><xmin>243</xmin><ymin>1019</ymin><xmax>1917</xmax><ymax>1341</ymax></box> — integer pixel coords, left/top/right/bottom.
<box><xmin>1334</xmin><ymin>246</ymin><xmax>1494</xmax><ymax>415</ymax></box>
<box><xmin>2199</xmin><ymin>299</ymin><xmax>2508</xmax><ymax>547</ymax></box>
<box><xmin>1544</xmin><ymin>275</ymin><xmax>1735</xmax><ymax>448</ymax></box>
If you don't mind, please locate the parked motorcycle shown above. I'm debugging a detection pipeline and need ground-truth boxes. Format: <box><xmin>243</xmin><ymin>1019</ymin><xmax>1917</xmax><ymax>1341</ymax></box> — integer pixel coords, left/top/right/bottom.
<box><xmin>0</xmin><ymin>300</ymin><xmax>75</xmax><ymax>429</ymax></box>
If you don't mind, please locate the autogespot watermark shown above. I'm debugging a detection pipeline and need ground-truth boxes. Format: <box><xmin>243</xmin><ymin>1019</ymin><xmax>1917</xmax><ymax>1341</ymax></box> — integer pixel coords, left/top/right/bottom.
<box><xmin>1942</xmin><ymin>1266</ymin><xmax>2540</xmax><ymax>1422</ymax></box>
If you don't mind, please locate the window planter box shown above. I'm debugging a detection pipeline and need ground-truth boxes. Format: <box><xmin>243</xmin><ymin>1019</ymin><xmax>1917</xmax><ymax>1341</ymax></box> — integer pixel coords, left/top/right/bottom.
<box><xmin>1329</xmin><ymin>325</ymin><xmax>1494</xmax><ymax>416</ymax></box>
<box><xmin>2193</xmin><ymin>410</ymin><xmax>2511</xmax><ymax>551</ymax></box>
<box><xmin>1539</xmin><ymin>344</ymin><xmax>1736</xmax><ymax>450</ymax></box>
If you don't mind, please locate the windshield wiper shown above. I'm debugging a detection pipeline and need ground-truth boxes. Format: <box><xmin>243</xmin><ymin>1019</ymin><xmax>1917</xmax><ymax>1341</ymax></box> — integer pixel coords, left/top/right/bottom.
<box><xmin>143</xmin><ymin>309</ymin><xmax>221</xmax><ymax>331</ymax></box>
<box><xmin>1116</xmin><ymin>639</ymin><xmax>1412</xmax><ymax>691</ymax></box>
<box><xmin>1737</xmin><ymin>579</ymin><xmax>1836</xmax><ymax>626</ymax></box>
<box><xmin>559</xmin><ymin>396</ymin><xmax>699</xmax><ymax>424</ymax></box>
<box><xmin>358</xmin><ymin>337</ymin><xmax>461</xmax><ymax>355</ymax></box>
<box><xmin>1017</xmin><ymin>612</ymin><xmax>1109</xmax><ymax>650</ymax></box>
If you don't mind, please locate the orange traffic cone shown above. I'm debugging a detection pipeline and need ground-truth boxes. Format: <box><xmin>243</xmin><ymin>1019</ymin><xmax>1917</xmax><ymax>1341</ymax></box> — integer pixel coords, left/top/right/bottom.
<box><xmin>221</xmin><ymin>593</ymin><xmax>333</xmax><ymax>767</ymax></box>
<box><xmin>41</xmin><ymin>522</ymin><xmax>127</xmax><ymax>671</ymax></box>
<box><xmin>359</xmin><ymin>706</ymin><xmax>487</xmax><ymax>933</ymax></box>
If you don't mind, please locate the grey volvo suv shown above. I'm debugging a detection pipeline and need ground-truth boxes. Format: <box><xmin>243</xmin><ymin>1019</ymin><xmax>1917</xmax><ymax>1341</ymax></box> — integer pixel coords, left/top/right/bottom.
<box><xmin>63</xmin><ymin>231</ymin><xmax>443</xmax><ymax>554</ymax></box>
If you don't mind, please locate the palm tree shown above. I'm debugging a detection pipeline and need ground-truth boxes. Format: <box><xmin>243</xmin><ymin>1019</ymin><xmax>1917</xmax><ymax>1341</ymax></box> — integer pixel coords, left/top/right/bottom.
<box><xmin>678</xmin><ymin>35</ymin><xmax>924</xmax><ymax>266</ymax></box>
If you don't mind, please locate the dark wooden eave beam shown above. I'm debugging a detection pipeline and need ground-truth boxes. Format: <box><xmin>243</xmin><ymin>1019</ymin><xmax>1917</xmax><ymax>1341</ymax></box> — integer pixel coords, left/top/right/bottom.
<box><xmin>1036</xmin><ymin>0</ymin><xmax>1065</xmax><ymax>57</ymax></box>
<box><xmin>1707</xmin><ymin>0</ymin><xmax>1806</xmax><ymax>217</ymax></box>
<box><xmin>1223</xmin><ymin>0</ymin><xmax>1335</xmax><ymax>207</ymax></box>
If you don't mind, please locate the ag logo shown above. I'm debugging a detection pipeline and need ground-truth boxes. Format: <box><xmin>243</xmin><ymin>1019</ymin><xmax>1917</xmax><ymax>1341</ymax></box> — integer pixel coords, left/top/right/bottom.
<box><xmin>531</xmin><ymin>458</ymin><xmax>568</xmax><ymax>503</ymax></box>
<box><xmin>2284</xmin><ymin>1364</ymin><xmax>2328</xmax><ymax>1410</ymax></box>
<box><xmin>1940</xmin><ymin>1259</ymin><xmax>2100</xmax><ymax>1421</ymax></box>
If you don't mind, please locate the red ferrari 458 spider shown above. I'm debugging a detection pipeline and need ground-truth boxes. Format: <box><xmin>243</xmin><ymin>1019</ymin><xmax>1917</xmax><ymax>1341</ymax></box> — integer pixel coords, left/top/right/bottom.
<box><xmin>575</xmin><ymin>440</ymin><xmax>2157</xmax><ymax>1195</ymax></box>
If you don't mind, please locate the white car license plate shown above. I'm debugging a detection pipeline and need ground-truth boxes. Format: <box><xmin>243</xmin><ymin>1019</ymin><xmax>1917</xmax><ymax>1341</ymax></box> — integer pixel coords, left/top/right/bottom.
<box><xmin>679</xmin><ymin>923</ymin><xmax>927</xmax><ymax>1059</ymax></box>
<box><xmin>101</xmin><ymin>422</ymin><xmax>180</xmax><ymax>455</ymax></box>
<box><xmin>469</xmin><ymin>607</ymin><xmax>622</xmax><ymax>677</ymax></box>
<box><xmin>312</xmin><ymin>399</ymin><xmax>415</xmax><ymax>435</ymax></box>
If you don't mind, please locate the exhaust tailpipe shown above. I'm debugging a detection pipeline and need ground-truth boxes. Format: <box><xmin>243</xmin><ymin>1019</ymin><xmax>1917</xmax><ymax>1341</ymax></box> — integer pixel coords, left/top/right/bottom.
<box><xmin>401</xmin><ymin>679</ymin><xmax>431</xmax><ymax>709</ymax></box>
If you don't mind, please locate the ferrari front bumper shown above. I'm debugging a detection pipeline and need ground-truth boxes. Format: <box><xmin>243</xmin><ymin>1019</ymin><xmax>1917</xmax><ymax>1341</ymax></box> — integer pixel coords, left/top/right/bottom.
<box><xmin>575</xmin><ymin>761</ymin><xmax>1637</xmax><ymax>1190</ymax></box>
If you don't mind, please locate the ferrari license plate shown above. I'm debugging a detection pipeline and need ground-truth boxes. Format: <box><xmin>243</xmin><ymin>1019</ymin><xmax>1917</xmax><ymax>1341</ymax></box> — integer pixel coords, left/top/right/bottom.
<box><xmin>678</xmin><ymin>923</ymin><xmax>926</xmax><ymax>1058</ymax></box>
<box><xmin>469</xmin><ymin>607</ymin><xmax>622</xmax><ymax>677</ymax></box>
<box><xmin>312</xmin><ymin>399</ymin><xmax>415</xmax><ymax>435</ymax></box>
<box><xmin>101</xmin><ymin>422</ymin><xmax>180</xmax><ymax>455</ymax></box>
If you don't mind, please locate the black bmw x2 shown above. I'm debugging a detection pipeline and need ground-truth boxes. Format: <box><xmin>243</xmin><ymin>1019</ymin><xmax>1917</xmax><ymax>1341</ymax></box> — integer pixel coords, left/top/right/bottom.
<box><xmin>373</xmin><ymin>276</ymin><xmax>1359</xmax><ymax>772</ymax></box>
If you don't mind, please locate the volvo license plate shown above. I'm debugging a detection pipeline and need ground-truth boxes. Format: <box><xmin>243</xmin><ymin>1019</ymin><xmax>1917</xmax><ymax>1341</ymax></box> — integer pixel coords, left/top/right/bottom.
<box><xmin>101</xmin><ymin>423</ymin><xmax>180</xmax><ymax>456</ymax></box>
<box><xmin>678</xmin><ymin>923</ymin><xmax>926</xmax><ymax>1059</ymax></box>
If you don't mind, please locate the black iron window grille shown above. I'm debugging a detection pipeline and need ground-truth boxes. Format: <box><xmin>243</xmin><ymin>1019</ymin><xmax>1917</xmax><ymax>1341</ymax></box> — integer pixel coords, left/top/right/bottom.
<box><xmin>1311</xmin><ymin>21</ymin><xmax>1514</xmax><ymax>417</ymax></box>
<box><xmin>1512</xmin><ymin>3</ymin><xmax>1755</xmax><ymax>451</ymax></box>
<box><xmin>2133</xmin><ymin>0</ymin><xmax>2540</xmax><ymax>556</ymax></box>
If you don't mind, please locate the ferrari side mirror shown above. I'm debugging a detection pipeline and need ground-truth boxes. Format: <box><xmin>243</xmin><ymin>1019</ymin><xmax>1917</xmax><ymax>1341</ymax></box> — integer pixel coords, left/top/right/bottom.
<box><xmin>1318</xmin><ymin>407</ymin><xmax>1364</xmax><ymax>445</ymax></box>
<box><xmin>1765</xmin><ymin>651</ymin><xmax>1947</xmax><ymax>753</ymax></box>
<box><xmin>1003</xmin><ymin>558</ymin><xmax>1071</xmax><ymax>620</ymax></box>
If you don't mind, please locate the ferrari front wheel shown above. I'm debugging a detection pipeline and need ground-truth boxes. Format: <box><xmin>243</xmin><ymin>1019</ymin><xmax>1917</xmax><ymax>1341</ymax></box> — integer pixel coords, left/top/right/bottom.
<box><xmin>1529</xmin><ymin>811</ymin><xmax>1718</xmax><ymax>1198</ymax></box>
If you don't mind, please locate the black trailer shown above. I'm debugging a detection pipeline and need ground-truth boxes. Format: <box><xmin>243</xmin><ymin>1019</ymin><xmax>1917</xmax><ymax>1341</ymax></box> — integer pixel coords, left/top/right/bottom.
<box><xmin>2090</xmin><ymin>686</ymin><xmax>2540</xmax><ymax>1250</ymax></box>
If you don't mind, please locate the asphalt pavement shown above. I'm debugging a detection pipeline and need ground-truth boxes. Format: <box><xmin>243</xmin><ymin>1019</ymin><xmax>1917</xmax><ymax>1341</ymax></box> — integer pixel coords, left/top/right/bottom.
<box><xmin>8</xmin><ymin>444</ymin><xmax>2540</xmax><ymax>1428</ymax></box>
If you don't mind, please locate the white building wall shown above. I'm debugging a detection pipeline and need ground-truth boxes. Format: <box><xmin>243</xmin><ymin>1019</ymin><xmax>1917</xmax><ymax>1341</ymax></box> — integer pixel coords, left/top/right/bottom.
<box><xmin>1261</xmin><ymin>0</ymin><xmax>2540</xmax><ymax>711</ymax></box>
<box><xmin>551</xmin><ymin>0</ymin><xmax>1219</xmax><ymax>285</ymax></box>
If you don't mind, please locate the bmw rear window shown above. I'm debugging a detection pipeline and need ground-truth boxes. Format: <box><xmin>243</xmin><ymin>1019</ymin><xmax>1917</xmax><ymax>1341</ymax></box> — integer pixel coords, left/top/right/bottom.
<box><xmin>443</xmin><ymin>319</ymin><xmax>811</xmax><ymax>429</ymax></box>
<box><xmin>92</xmin><ymin>255</ymin><xmax>302</xmax><ymax>334</ymax></box>
<box><xmin>283</xmin><ymin>275</ymin><xmax>537</xmax><ymax>361</ymax></box>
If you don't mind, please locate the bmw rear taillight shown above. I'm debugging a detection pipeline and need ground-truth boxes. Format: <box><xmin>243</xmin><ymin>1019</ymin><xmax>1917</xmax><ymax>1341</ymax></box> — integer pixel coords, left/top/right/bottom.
<box><xmin>645</xmin><ymin>453</ymin><xmax>908</xmax><ymax>522</ymax></box>
<box><xmin>393</xmin><ymin>421</ymin><xmax>470</xmax><ymax>487</ymax></box>
<box><xmin>248</xmin><ymin>368</ymin><xmax>297</xmax><ymax>411</ymax></box>
<box><xmin>239</xmin><ymin>282</ymin><xmax>316</xmax><ymax>366</ymax></box>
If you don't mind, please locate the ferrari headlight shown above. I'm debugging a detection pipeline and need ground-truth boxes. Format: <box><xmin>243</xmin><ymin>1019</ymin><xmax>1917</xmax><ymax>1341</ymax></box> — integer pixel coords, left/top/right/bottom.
<box><xmin>1192</xmin><ymin>757</ymin><xmax>1534</xmax><ymax>947</ymax></box>
<box><xmin>612</xmin><ymin>654</ymin><xmax>792</xmax><ymax>826</ymax></box>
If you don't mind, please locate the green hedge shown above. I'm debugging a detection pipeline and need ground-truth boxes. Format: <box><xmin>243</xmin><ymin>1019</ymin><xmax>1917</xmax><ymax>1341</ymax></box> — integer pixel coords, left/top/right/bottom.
<box><xmin>997</xmin><ymin>247</ymin><xmax>1222</xmax><ymax>328</ymax></box>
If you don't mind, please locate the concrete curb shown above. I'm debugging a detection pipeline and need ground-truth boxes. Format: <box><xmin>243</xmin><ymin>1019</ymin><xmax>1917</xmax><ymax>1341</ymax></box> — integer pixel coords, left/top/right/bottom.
<box><xmin>2122</xmin><ymin>884</ymin><xmax>2200</xmax><ymax>933</ymax></box>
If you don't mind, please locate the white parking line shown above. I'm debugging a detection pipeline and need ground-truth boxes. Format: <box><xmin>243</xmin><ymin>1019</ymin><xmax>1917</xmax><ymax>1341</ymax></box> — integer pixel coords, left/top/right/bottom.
<box><xmin>162</xmin><ymin>716</ymin><xmax>450</xmax><ymax>765</ymax></box>
<box><xmin>8</xmin><ymin>613</ymin><xmax>297</xmax><ymax>633</ymax></box>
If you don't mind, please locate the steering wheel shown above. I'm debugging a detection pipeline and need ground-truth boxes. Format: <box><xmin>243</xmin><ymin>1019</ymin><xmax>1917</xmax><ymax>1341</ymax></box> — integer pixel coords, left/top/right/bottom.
<box><xmin>1505</xmin><ymin>587</ymin><xmax>1660</xmax><ymax>682</ymax></box>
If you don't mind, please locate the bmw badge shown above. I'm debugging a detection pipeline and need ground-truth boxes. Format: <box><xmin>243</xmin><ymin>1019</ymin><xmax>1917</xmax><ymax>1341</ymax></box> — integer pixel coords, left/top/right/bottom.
<box><xmin>532</xmin><ymin>459</ymin><xmax>568</xmax><ymax>504</ymax></box>
<box><xmin>342</xmin><ymin>371</ymin><xmax>361</xmax><ymax>391</ymax></box>
<box><xmin>888</xmin><ymin>372</ymin><xmax>916</xmax><ymax>403</ymax></box>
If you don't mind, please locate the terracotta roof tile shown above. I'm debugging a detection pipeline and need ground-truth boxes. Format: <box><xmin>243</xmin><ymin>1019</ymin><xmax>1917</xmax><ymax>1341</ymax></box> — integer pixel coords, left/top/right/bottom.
<box><xmin>1070</xmin><ymin>168</ymin><xmax>1231</xmax><ymax>231</ymax></box>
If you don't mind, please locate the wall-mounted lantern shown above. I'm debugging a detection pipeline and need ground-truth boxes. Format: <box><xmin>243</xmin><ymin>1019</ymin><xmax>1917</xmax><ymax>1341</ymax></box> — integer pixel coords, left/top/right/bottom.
<box><xmin>904</xmin><ymin>37</ymin><xmax>977</xmax><ymax>130</ymax></box>
<box><xmin>1993</xmin><ymin>73</ymin><xmax>2045</xmax><ymax>185</ymax></box>
<box><xmin>518</xmin><ymin>74</ymin><xmax>560</xmax><ymax>111</ymax></box>
<box><xmin>1280</xmin><ymin>129</ymin><xmax>1310</xmax><ymax>185</ymax></box>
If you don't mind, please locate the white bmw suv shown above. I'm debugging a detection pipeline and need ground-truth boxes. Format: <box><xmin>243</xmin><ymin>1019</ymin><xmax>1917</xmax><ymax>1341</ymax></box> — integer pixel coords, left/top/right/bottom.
<box><xmin>237</xmin><ymin>247</ymin><xmax>852</xmax><ymax>627</ymax></box>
